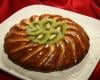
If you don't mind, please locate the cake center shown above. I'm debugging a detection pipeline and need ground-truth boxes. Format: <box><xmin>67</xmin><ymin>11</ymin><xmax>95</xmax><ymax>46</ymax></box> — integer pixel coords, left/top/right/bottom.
<box><xmin>26</xmin><ymin>18</ymin><xmax>67</xmax><ymax>44</ymax></box>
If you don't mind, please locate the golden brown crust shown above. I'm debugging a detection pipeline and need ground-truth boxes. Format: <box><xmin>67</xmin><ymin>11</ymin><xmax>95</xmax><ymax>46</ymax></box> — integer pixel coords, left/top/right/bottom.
<box><xmin>4</xmin><ymin>14</ymin><xmax>90</xmax><ymax>72</ymax></box>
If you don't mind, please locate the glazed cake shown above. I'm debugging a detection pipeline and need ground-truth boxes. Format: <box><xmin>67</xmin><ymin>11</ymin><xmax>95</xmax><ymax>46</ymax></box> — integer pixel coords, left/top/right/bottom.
<box><xmin>4</xmin><ymin>14</ymin><xmax>90</xmax><ymax>72</ymax></box>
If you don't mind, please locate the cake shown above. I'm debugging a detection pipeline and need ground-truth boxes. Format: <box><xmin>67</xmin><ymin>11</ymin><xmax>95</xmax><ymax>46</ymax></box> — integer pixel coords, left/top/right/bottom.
<box><xmin>4</xmin><ymin>14</ymin><xmax>90</xmax><ymax>72</ymax></box>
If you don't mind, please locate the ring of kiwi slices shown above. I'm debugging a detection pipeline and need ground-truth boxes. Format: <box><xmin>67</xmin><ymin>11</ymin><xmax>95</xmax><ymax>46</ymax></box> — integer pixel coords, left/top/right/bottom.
<box><xmin>26</xmin><ymin>18</ymin><xmax>67</xmax><ymax>44</ymax></box>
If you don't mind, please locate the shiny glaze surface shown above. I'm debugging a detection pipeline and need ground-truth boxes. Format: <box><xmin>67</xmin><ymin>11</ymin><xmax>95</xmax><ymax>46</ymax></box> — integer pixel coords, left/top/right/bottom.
<box><xmin>4</xmin><ymin>14</ymin><xmax>90</xmax><ymax>72</ymax></box>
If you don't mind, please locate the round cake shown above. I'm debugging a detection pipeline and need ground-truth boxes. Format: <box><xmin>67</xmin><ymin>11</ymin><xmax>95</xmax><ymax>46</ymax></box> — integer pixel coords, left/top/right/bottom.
<box><xmin>4</xmin><ymin>14</ymin><xmax>90</xmax><ymax>72</ymax></box>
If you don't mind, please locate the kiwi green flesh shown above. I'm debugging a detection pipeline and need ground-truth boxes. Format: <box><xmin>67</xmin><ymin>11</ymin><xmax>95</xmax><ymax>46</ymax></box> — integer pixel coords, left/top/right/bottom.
<box><xmin>26</xmin><ymin>18</ymin><xmax>67</xmax><ymax>44</ymax></box>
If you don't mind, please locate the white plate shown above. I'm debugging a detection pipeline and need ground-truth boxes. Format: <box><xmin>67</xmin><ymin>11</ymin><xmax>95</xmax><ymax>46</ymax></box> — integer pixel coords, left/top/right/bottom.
<box><xmin>0</xmin><ymin>5</ymin><xmax>100</xmax><ymax>80</ymax></box>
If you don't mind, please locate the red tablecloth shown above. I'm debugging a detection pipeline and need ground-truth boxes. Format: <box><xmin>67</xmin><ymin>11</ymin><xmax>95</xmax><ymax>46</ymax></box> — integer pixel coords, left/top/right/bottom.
<box><xmin>0</xmin><ymin>0</ymin><xmax>100</xmax><ymax>80</ymax></box>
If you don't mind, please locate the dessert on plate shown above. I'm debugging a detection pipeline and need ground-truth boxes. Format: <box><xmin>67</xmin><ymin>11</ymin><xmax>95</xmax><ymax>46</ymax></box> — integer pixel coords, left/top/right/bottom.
<box><xmin>4</xmin><ymin>14</ymin><xmax>90</xmax><ymax>72</ymax></box>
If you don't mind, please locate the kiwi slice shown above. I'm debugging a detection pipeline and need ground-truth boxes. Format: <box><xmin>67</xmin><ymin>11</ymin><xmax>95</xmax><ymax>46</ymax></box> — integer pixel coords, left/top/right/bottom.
<box><xmin>26</xmin><ymin>21</ymin><xmax>43</xmax><ymax>36</ymax></box>
<box><xmin>47</xmin><ymin>30</ymin><xmax>63</xmax><ymax>44</ymax></box>
<box><xmin>52</xmin><ymin>22</ymin><xmax>67</xmax><ymax>35</ymax></box>
<box><xmin>32</xmin><ymin>21</ymin><xmax>40</xmax><ymax>28</ymax></box>
<box><xmin>37</xmin><ymin>31</ymin><xmax>50</xmax><ymax>44</ymax></box>
<box><xmin>30</xmin><ymin>31</ymin><xmax>50</xmax><ymax>44</ymax></box>
<box><xmin>26</xmin><ymin>26</ymin><xmax>43</xmax><ymax>36</ymax></box>
<box><xmin>40</xmin><ymin>18</ymin><xmax>57</xmax><ymax>30</ymax></box>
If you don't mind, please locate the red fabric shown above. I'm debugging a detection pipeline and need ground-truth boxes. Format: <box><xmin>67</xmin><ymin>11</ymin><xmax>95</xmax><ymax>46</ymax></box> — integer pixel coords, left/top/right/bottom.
<box><xmin>0</xmin><ymin>0</ymin><xmax>100</xmax><ymax>80</ymax></box>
